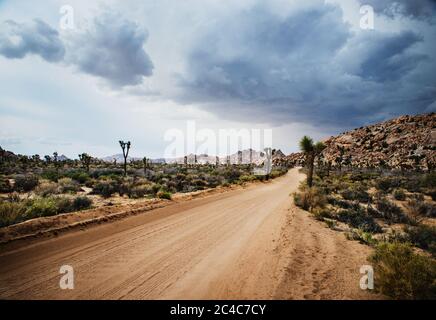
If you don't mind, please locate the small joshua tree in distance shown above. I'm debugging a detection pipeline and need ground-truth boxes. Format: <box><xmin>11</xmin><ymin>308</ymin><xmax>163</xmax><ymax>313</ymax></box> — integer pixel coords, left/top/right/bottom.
<box><xmin>79</xmin><ymin>153</ymin><xmax>92</xmax><ymax>172</ymax></box>
<box><xmin>143</xmin><ymin>157</ymin><xmax>148</xmax><ymax>175</ymax></box>
<box><xmin>119</xmin><ymin>141</ymin><xmax>131</xmax><ymax>177</ymax></box>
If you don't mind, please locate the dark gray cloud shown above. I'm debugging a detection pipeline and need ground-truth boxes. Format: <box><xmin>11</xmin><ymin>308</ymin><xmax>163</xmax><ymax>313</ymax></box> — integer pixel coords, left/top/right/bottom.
<box><xmin>0</xmin><ymin>19</ymin><xmax>65</xmax><ymax>62</ymax></box>
<box><xmin>362</xmin><ymin>0</ymin><xmax>436</xmax><ymax>20</ymax></box>
<box><xmin>176</xmin><ymin>3</ymin><xmax>434</xmax><ymax>128</ymax></box>
<box><xmin>356</xmin><ymin>31</ymin><xmax>426</xmax><ymax>82</ymax></box>
<box><xmin>0</xmin><ymin>14</ymin><xmax>154</xmax><ymax>88</ymax></box>
<box><xmin>65</xmin><ymin>13</ymin><xmax>154</xmax><ymax>87</ymax></box>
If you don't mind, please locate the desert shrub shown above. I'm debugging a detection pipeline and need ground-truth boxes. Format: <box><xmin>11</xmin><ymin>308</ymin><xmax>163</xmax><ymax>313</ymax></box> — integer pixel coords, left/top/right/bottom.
<box><xmin>0</xmin><ymin>177</ymin><xmax>13</xmax><ymax>193</ymax></box>
<box><xmin>312</xmin><ymin>208</ymin><xmax>333</xmax><ymax>220</ymax></box>
<box><xmin>375</xmin><ymin>198</ymin><xmax>408</xmax><ymax>223</ymax></box>
<box><xmin>92</xmin><ymin>179</ymin><xmax>119</xmax><ymax>198</ymax></box>
<box><xmin>65</xmin><ymin>170</ymin><xmax>90</xmax><ymax>184</ymax></box>
<box><xmin>401</xmin><ymin>176</ymin><xmax>423</xmax><ymax>193</ymax></box>
<box><xmin>393</xmin><ymin>189</ymin><xmax>406</xmax><ymax>201</ymax></box>
<box><xmin>14</xmin><ymin>175</ymin><xmax>39</xmax><ymax>192</ymax></box>
<box><xmin>327</xmin><ymin>196</ymin><xmax>360</xmax><ymax>210</ymax></box>
<box><xmin>157</xmin><ymin>191</ymin><xmax>172</xmax><ymax>200</ymax></box>
<box><xmin>24</xmin><ymin>197</ymin><xmax>59</xmax><ymax>218</ymax></box>
<box><xmin>346</xmin><ymin>229</ymin><xmax>377</xmax><ymax>245</ymax></box>
<box><xmin>41</xmin><ymin>169</ymin><xmax>60</xmax><ymax>182</ymax></box>
<box><xmin>90</xmin><ymin>169</ymin><xmax>124</xmax><ymax>179</ymax></box>
<box><xmin>406</xmin><ymin>199</ymin><xmax>436</xmax><ymax>224</ymax></box>
<box><xmin>374</xmin><ymin>177</ymin><xmax>399</xmax><ymax>192</ymax></box>
<box><xmin>421</xmin><ymin>172</ymin><xmax>436</xmax><ymax>188</ymax></box>
<box><xmin>406</xmin><ymin>225</ymin><xmax>436</xmax><ymax>257</ymax></box>
<box><xmin>72</xmin><ymin>196</ymin><xmax>92</xmax><ymax>211</ymax></box>
<box><xmin>222</xmin><ymin>169</ymin><xmax>242</xmax><ymax>183</ymax></box>
<box><xmin>35</xmin><ymin>181</ymin><xmax>61</xmax><ymax>197</ymax></box>
<box><xmin>337</xmin><ymin>207</ymin><xmax>382</xmax><ymax>233</ymax></box>
<box><xmin>151</xmin><ymin>183</ymin><xmax>162</xmax><ymax>195</ymax></box>
<box><xmin>239</xmin><ymin>175</ymin><xmax>256</xmax><ymax>183</ymax></box>
<box><xmin>0</xmin><ymin>201</ymin><xmax>25</xmax><ymax>227</ymax></box>
<box><xmin>128</xmin><ymin>185</ymin><xmax>150</xmax><ymax>199</ymax></box>
<box><xmin>369</xmin><ymin>242</ymin><xmax>436</xmax><ymax>299</ymax></box>
<box><xmin>293</xmin><ymin>186</ymin><xmax>326</xmax><ymax>211</ymax></box>
<box><xmin>340</xmin><ymin>186</ymin><xmax>371</xmax><ymax>203</ymax></box>
<box><xmin>58</xmin><ymin>178</ymin><xmax>80</xmax><ymax>193</ymax></box>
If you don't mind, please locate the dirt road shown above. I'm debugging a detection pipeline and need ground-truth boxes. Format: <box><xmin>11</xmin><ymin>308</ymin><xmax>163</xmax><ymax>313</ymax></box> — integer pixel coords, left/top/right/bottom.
<box><xmin>0</xmin><ymin>169</ymin><xmax>375</xmax><ymax>299</ymax></box>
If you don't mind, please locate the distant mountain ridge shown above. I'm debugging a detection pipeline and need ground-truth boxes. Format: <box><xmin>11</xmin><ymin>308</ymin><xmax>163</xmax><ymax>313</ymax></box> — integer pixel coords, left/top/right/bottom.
<box><xmin>275</xmin><ymin>113</ymin><xmax>436</xmax><ymax>171</ymax></box>
<box><xmin>100</xmin><ymin>149</ymin><xmax>285</xmax><ymax>165</ymax></box>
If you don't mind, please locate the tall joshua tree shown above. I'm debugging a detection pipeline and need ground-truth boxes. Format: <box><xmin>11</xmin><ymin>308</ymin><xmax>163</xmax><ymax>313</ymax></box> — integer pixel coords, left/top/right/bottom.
<box><xmin>53</xmin><ymin>152</ymin><xmax>60</xmax><ymax>174</ymax></box>
<box><xmin>143</xmin><ymin>157</ymin><xmax>148</xmax><ymax>175</ymax></box>
<box><xmin>79</xmin><ymin>153</ymin><xmax>92</xmax><ymax>172</ymax></box>
<box><xmin>119</xmin><ymin>141</ymin><xmax>131</xmax><ymax>177</ymax></box>
<box><xmin>299</xmin><ymin>136</ymin><xmax>325</xmax><ymax>188</ymax></box>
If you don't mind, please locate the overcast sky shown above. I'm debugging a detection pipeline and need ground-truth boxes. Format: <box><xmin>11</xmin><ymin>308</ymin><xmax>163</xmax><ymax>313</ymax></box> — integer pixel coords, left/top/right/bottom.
<box><xmin>0</xmin><ymin>0</ymin><xmax>435</xmax><ymax>158</ymax></box>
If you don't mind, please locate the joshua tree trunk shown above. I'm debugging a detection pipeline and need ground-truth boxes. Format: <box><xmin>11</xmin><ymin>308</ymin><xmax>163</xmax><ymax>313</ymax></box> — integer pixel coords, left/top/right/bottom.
<box><xmin>119</xmin><ymin>141</ymin><xmax>131</xmax><ymax>177</ymax></box>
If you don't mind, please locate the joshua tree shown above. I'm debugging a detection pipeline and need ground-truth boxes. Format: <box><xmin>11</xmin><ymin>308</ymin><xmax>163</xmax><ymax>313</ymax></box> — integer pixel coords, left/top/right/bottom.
<box><xmin>184</xmin><ymin>155</ymin><xmax>188</xmax><ymax>168</ymax></box>
<box><xmin>143</xmin><ymin>157</ymin><xmax>148</xmax><ymax>175</ymax></box>
<box><xmin>44</xmin><ymin>155</ymin><xmax>51</xmax><ymax>166</ymax></box>
<box><xmin>79</xmin><ymin>153</ymin><xmax>92</xmax><ymax>172</ymax></box>
<box><xmin>53</xmin><ymin>152</ymin><xmax>60</xmax><ymax>173</ymax></box>
<box><xmin>299</xmin><ymin>136</ymin><xmax>325</xmax><ymax>188</ymax></box>
<box><xmin>119</xmin><ymin>140</ymin><xmax>131</xmax><ymax>177</ymax></box>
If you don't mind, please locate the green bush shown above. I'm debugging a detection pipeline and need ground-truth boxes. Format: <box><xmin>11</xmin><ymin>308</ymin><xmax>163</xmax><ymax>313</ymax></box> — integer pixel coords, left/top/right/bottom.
<box><xmin>14</xmin><ymin>175</ymin><xmax>39</xmax><ymax>192</ymax></box>
<box><xmin>406</xmin><ymin>225</ymin><xmax>436</xmax><ymax>257</ymax></box>
<box><xmin>0</xmin><ymin>201</ymin><xmax>25</xmax><ymax>227</ymax></box>
<box><xmin>370</xmin><ymin>242</ymin><xmax>436</xmax><ymax>299</ymax></box>
<box><xmin>58</xmin><ymin>178</ymin><xmax>80</xmax><ymax>193</ymax></box>
<box><xmin>239</xmin><ymin>175</ymin><xmax>256</xmax><ymax>183</ymax></box>
<box><xmin>24</xmin><ymin>197</ymin><xmax>59</xmax><ymax>218</ymax></box>
<box><xmin>41</xmin><ymin>169</ymin><xmax>60</xmax><ymax>182</ymax></box>
<box><xmin>157</xmin><ymin>191</ymin><xmax>172</xmax><ymax>200</ymax></box>
<box><xmin>92</xmin><ymin>180</ymin><xmax>119</xmax><ymax>198</ymax></box>
<box><xmin>340</xmin><ymin>187</ymin><xmax>371</xmax><ymax>203</ymax></box>
<box><xmin>72</xmin><ymin>196</ymin><xmax>92</xmax><ymax>211</ymax></box>
<box><xmin>65</xmin><ymin>170</ymin><xmax>90</xmax><ymax>184</ymax></box>
<box><xmin>337</xmin><ymin>206</ymin><xmax>382</xmax><ymax>233</ymax></box>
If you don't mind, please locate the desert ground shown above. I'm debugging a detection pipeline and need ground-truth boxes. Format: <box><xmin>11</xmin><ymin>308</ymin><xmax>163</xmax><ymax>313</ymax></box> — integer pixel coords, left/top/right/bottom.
<box><xmin>0</xmin><ymin>169</ymin><xmax>375</xmax><ymax>300</ymax></box>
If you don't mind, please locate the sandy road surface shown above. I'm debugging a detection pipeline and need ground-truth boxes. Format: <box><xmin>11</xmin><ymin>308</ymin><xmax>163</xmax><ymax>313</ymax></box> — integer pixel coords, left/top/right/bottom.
<box><xmin>0</xmin><ymin>169</ymin><xmax>375</xmax><ymax>299</ymax></box>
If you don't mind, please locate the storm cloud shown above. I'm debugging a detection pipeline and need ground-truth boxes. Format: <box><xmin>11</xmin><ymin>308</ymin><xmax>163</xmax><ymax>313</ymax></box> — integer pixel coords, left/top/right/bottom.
<box><xmin>361</xmin><ymin>0</ymin><xmax>436</xmax><ymax>20</ymax></box>
<box><xmin>0</xmin><ymin>14</ymin><xmax>154</xmax><ymax>87</ymax></box>
<box><xmin>65</xmin><ymin>13</ymin><xmax>154</xmax><ymax>87</ymax></box>
<box><xmin>175</xmin><ymin>2</ymin><xmax>435</xmax><ymax>128</ymax></box>
<box><xmin>0</xmin><ymin>19</ymin><xmax>65</xmax><ymax>62</ymax></box>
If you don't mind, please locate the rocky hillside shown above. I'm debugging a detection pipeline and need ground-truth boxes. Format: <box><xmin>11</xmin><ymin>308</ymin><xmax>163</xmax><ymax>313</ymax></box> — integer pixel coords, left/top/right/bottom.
<box><xmin>275</xmin><ymin>113</ymin><xmax>436</xmax><ymax>171</ymax></box>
